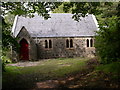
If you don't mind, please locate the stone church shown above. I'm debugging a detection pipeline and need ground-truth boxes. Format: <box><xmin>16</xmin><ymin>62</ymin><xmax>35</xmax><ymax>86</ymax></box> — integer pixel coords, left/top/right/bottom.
<box><xmin>12</xmin><ymin>13</ymin><xmax>98</xmax><ymax>61</ymax></box>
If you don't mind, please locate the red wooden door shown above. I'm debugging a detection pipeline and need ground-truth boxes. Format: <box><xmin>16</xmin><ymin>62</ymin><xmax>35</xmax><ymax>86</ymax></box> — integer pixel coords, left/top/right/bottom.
<box><xmin>20</xmin><ymin>39</ymin><xmax>29</xmax><ymax>60</ymax></box>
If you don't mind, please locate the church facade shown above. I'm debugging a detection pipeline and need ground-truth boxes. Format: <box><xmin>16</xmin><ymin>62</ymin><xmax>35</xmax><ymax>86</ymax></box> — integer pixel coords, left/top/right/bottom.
<box><xmin>12</xmin><ymin>13</ymin><xmax>98</xmax><ymax>61</ymax></box>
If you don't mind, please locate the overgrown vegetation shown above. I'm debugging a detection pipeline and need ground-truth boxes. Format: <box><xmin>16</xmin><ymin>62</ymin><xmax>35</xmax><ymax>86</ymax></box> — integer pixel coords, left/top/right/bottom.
<box><xmin>96</xmin><ymin>62</ymin><xmax>120</xmax><ymax>75</ymax></box>
<box><xmin>1</xmin><ymin>16</ymin><xmax>19</xmax><ymax>72</ymax></box>
<box><xmin>95</xmin><ymin>3</ymin><xmax>120</xmax><ymax>64</ymax></box>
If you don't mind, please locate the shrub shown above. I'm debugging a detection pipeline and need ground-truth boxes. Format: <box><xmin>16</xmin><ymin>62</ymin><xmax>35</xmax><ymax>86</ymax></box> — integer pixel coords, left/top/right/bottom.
<box><xmin>1</xmin><ymin>55</ymin><xmax>12</xmax><ymax>72</ymax></box>
<box><xmin>95</xmin><ymin>16</ymin><xmax>120</xmax><ymax>64</ymax></box>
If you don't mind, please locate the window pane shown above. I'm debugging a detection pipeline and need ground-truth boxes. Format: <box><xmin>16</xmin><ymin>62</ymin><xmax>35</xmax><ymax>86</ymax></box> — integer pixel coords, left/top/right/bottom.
<box><xmin>66</xmin><ymin>39</ymin><xmax>69</xmax><ymax>48</ymax></box>
<box><xmin>87</xmin><ymin>39</ymin><xmax>89</xmax><ymax>47</ymax></box>
<box><xmin>70</xmin><ymin>39</ymin><xmax>73</xmax><ymax>48</ymax></box>
<box><xmin>45</xmin><ymin>40</ymin><xmax>48</xmax><ymax>48</ymax></box>
<box><xmin>49</xmin><ymin>40</ymin><xmax>52</xmax><ymax>48</ymax></box>
<box><xmin>90</xmin><ymin>39</ymin><xmax>93</xmax><ymax>47</ymax></box>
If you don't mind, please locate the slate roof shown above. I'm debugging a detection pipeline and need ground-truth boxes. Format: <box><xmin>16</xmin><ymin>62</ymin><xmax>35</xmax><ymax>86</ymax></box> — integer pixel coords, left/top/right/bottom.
<box><xmin>12</xmin><ymin>13</ymin><xmax>98</xmax><ymax>37</ymax></box>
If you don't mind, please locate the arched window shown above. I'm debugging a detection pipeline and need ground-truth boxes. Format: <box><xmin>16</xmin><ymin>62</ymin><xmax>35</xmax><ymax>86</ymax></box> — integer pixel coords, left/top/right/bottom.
<box><xmin>45</xmin><ymin>40</ymin><xmax>48</xmax><ymax>48</ymax></box>
<box><xmin>66</xmin><ymin>39</ymin><xmax>69</xmax><ymax>48</ymax></box>
<box><xmin>49</xmin><ymin>40</ymin><xmax>52</xmax><ymax>48</ymax></box>
<box><xmin>90</xmin><ymin>39</ymin><xmax>93</xmax><ymax>47</ymax></box>
<box><xmin>87</xmin><ymin>39</ymin><xmax>89</xmax><ymax>47</ymax></box>
<box><xmin>70</xmin><ymin>39</ymin><xmax>73</xmax><ymax>48</ymax></box>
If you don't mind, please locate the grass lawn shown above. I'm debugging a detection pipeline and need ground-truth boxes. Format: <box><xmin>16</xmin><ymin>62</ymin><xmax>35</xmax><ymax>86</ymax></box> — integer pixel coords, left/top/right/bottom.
<box><xmin>3</xmin><ymin>58</ymin><xmax>120</xmax><ymax>89</ymax></box>
<box><xmin>95</xmin><ymin>62</ymin><xmax>120</xmax><ymax>81</ymax></box>
<box><xmin>3</xmin><ymin>57</ymin><xmax>89</xmax><ymax>89</ymax></box>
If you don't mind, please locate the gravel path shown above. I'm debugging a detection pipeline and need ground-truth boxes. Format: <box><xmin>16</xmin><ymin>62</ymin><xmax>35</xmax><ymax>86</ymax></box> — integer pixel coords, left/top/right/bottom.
<box><xmin>7</xmin><ymin>61</ymin><xmax>41</xmax><ymax>67</ymax></box>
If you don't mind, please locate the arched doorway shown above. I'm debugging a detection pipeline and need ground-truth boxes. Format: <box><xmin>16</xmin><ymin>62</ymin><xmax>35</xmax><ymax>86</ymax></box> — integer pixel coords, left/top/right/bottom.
<box><xmin>19</xmin><ymin>38</ymin><xmax>29</xmax><ymax>60</ymax></box>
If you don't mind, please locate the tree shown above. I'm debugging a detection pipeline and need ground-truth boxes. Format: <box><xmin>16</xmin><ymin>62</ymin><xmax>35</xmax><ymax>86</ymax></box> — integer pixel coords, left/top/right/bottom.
<box><xmin>1</xmin><ymin>2</ymin><xmax>62</xmax><ymax>19</ymax></box>
<box><xmin>62</xmin><ymin>2</ymin><xmax>102</xmax><ymax>21</ymax></box>
<box><xmin>1</xmin><ymin>15</ymin><xmax>20</xmax><ymax>71</ymax></box>
<box><xmin>95</xmin><ymin>2</ymin><xmax>120</xmax><ymax>64</ymax></box>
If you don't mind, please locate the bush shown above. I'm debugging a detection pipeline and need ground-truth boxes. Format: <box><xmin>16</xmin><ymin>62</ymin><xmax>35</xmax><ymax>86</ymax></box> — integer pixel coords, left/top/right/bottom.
<box><xmin>1</xmin><ymin>55</ymin><xmax>12</xmax><ymax>72</ymax></box>
<box><xmin>95</xmin><ymin>16</ymin><xmax>120</xmax><ymax>64</ymax></box>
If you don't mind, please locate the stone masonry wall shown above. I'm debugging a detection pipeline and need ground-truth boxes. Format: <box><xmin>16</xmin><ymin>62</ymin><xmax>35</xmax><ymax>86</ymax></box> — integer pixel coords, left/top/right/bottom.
<box><xmin>33</xmin><ymin>37</ymin><xmax>95</xmax><ymax>59</ymax></box>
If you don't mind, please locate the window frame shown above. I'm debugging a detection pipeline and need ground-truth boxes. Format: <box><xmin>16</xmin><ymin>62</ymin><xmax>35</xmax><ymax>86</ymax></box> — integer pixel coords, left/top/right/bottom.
<box><xmin>45</xmin><ymin>39</ymin><xmax>53</xmax><ymax>49</ymax></box>
<box><xmin>90</xmin><ymin>39</ymin><xmax>93</xmax><ymax>47</ymax></box>
<box><xmin>49</xmin><ymin>40</ymin><xmax>52</xmax><ymax>48</ymax></box>
<box><xmin>66</xmin><ymin>39</ymin><xmax>69</xmax><ymax>48</ymax></box>
<box><xmin>45</xmin><ymin>40</ymin><xmax>48</xmax><ymax>48</ymax></box>
<box><xmin>86</xmin><ymin>39</ymin><xmax>89</xmax><ymax>47</ymax></box>
<box><xmin>70</xmin><ymin>39</ymin><xmax>73</xmax><ymax>48</ymax></box>
<box><xmin>66</xmin><ymin>38</ymin><xmax>74</xmax><ymax>49</ymax></box>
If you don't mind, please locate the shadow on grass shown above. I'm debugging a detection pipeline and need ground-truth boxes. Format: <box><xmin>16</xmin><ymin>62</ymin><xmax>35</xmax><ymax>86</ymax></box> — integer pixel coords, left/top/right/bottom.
<box><xmin>3</xmin><ymin>57</ymin><xmax>100</xmax><ymax>89</ymax></box>
<box><xmin>3</xmin><ymin>71</ymin><xmax>55</xmax><ymax>89</ymax></box>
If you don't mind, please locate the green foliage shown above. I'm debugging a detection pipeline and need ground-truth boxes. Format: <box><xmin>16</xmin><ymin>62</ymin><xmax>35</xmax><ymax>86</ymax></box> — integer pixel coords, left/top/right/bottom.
<box><xmin>53</xmin><ymin>2</ymin><xmax>74</xmax><ymax>13</ymax></box>
<box><xmin>96</xmin><ymin>20</ymin><xmax>118</xmax><ymax>63</ymax></box>
<box><xmin>4</xmin><ymin>12</ymin><xmax>15</xmax><ymax>25</ymax></box>
<box><xmin>2</xmin><ymin>2</ymin><xmax>62</xmax><ymax>19</ymax></box>
<box><xmin>53</xmin><ymin>2</ymin><xmax>112</xmax><ymax>22</ymax></box>
<box><xmin>62</xmin><ymin>2</ymin><xmax>102</xmax><ymax>21</ymax></box>
<box><xmin>1</xmin><ymin>55</ymin><xmax>12</xmax><ymax>72</ymax></box>
<box><xmin>95</xmin><ymin>3</ymin><xmax>120</xmax><ymax>64</ymax></box>
<box><xmin>2</xmin><ymin>16</ymin><xmax>19</xmax><ymax>51</ymax></box>
<box><xmin>53</xmin><ymin>3</ymin><xmax>65</xmax><ymax>13</ymax></box>
<box><xmin>1</xmin><ymin>16</ymin><xmax>19</xmax><ymax>72</ymax></box>
<box><xmin>1</xmin><ymin>55</ymin><xmax>11</xmax><ymax>64</ymax></box>
<box><xmin>96</xmin><ymin>2</ymin><xmax>117</xmax><ymax>25</ymax></box>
